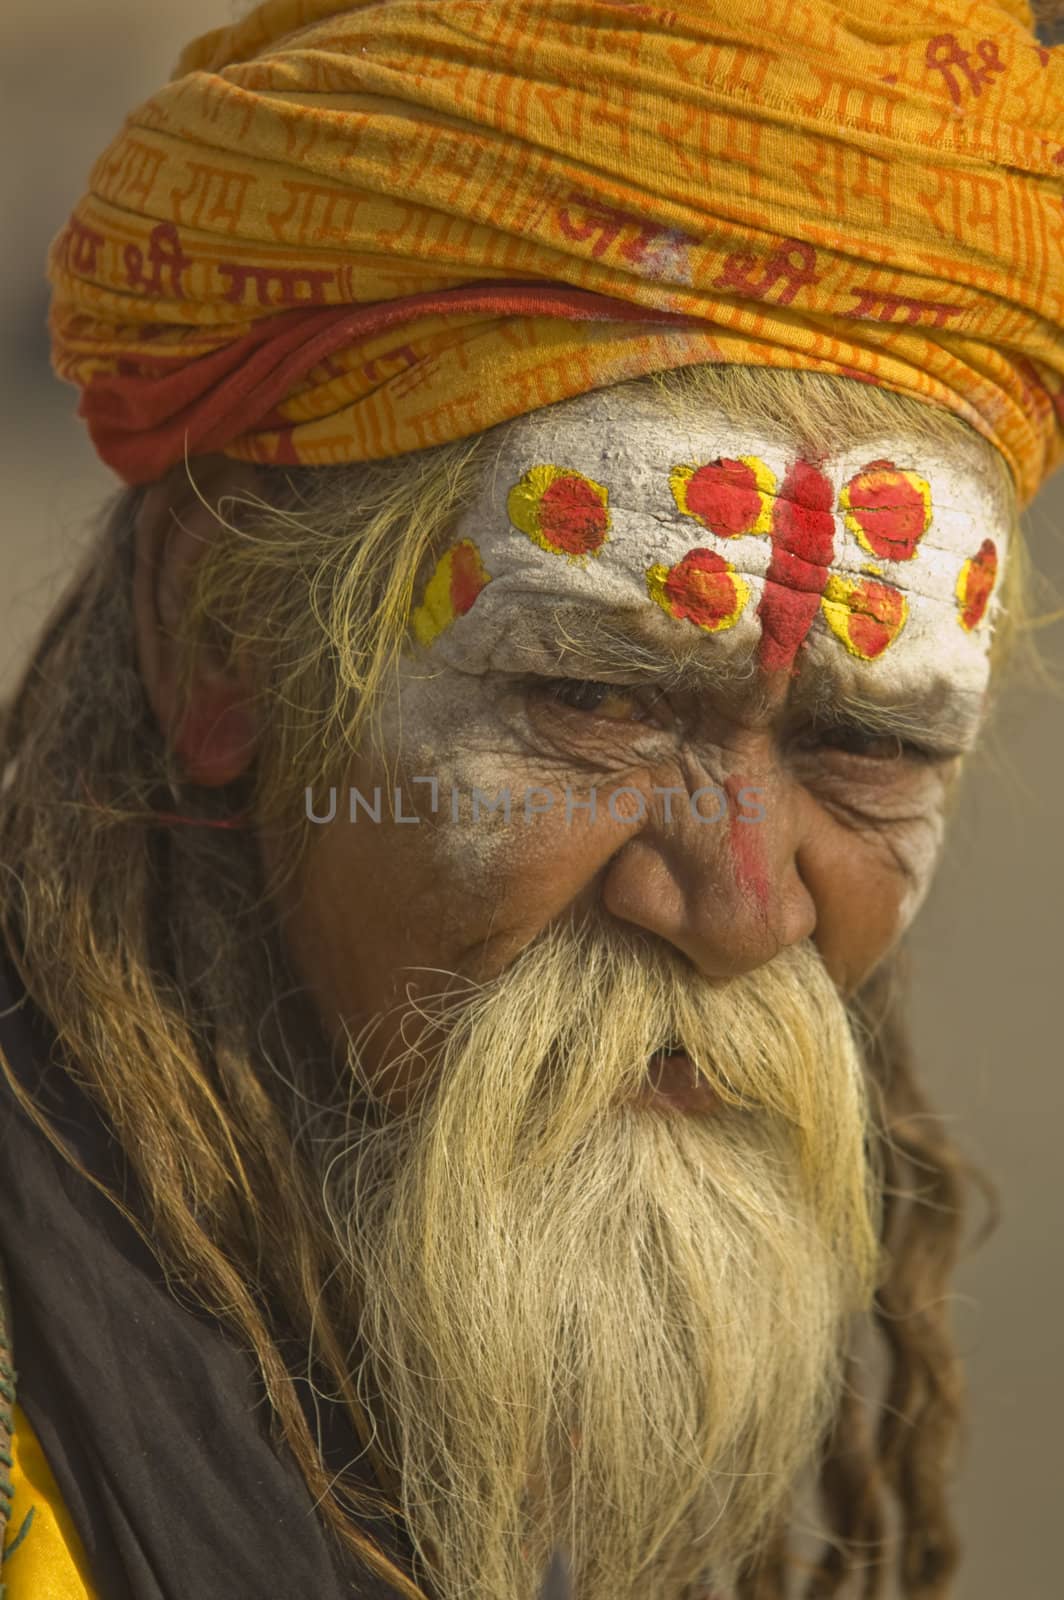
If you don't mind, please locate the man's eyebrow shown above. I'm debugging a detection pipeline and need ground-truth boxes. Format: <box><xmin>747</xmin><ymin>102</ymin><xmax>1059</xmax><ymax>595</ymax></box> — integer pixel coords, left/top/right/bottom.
<box><xmin>790</xmin><ymin>666</ymin><xmax>987</xmax><ymax>750</ymax></box>
<box><xmin>492</xmin><ymin>598</ymin><xmax>986</xmax><ymax>748</ymax></box>
<box><xmin>495</xmin><ymin>601</ymin><xmax>759</xmax><ymax>689</ymax></box>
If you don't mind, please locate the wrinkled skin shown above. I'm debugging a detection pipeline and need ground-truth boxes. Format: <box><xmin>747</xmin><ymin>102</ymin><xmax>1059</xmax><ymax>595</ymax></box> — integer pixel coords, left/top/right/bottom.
<box><xmin>270</xmin><ymin>388</ymin><xmax>1005</xmax><ymax>1104</ymax></box>
<box><xmin>131</xmin><ymin>383</ymin><xmax>1010</xmax><ymax>1598</ymax></box>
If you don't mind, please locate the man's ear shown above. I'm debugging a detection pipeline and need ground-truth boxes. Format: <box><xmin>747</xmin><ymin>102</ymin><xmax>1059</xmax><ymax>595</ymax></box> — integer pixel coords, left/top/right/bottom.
<box><xmin>133</xmin><ymin>457</ymin><xmax>263</xmax><ymax>788</ymax></box>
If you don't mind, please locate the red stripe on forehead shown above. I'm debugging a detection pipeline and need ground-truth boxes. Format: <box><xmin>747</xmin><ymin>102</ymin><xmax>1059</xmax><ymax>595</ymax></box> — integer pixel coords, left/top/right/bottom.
<box><xmin>757</xmin><ymin>459</ymin><xmax>835</xmax><ymax>673</ymax></box>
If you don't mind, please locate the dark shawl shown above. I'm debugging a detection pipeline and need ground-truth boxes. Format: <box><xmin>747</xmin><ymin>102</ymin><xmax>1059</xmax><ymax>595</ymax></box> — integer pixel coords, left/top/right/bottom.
<box><xmin>0</xmin><ymin>956</ymin><xmax>420</xmax><ymax>1599</ymax></box>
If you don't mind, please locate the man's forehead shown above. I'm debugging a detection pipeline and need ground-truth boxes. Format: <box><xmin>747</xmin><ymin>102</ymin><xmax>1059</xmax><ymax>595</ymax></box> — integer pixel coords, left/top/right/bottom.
<box><xmin>414</xmin><ymin>384</ymin><xmax>1009</xmax><ymax>709</ymax></box>
<box><xmin>472</xmin><ymin>383</ymin><xmax>1004</xmax><ymax>526</ymax></box>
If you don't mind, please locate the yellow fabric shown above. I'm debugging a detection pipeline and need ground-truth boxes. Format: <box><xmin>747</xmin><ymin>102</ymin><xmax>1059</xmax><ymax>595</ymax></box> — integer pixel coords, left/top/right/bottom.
<box><xmin>47</xmin><ymin>0</ymin><xmax>1064</xmax><ymax>503</ymax></box>
<box><xmin>2</xmin><ymin>1403</ymin><xmax>99</xmax><ymax>1600</ymax></box>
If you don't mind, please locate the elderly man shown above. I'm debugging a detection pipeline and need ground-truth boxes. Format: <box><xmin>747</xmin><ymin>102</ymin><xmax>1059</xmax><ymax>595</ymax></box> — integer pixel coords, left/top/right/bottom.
<box><xmin>0</xmin><ymin>2</ymin><xmax>1060</xmax><ymax>1598</ymax></box>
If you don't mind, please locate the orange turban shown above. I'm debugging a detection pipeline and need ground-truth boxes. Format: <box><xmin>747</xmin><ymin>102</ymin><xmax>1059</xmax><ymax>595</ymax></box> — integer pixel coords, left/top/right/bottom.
<box><xmin>47</xmin><ymin>0</ymin><xmax>1064</xmax><ymax>504</ymax></box>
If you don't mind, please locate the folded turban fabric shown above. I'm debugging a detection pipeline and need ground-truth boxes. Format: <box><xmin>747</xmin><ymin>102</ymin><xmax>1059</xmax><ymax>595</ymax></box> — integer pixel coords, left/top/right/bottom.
<box><xmin>46</xmin><ymin>0</ymin><xmax>1064</xmax><ymax>504</ymax></box>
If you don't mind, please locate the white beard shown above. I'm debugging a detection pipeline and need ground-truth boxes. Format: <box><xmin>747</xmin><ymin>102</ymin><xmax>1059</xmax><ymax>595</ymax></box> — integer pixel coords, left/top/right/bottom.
<box><xmin>323</xmin><ymin>925</ymin><xmax>880</xmax><ymax>1600</ymax></box>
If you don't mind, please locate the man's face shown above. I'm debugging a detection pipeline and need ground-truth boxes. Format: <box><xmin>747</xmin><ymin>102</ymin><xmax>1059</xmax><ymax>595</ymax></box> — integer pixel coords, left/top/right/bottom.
<box><xmin>282</xmin><ymin>384</ymin><xmax>1005</xmax><ymax>1102</ymax></box>
<box><xmin>267</xmin><ymin>383</ymin><xmax>1007</xmax><ymax>1600</ymax></box>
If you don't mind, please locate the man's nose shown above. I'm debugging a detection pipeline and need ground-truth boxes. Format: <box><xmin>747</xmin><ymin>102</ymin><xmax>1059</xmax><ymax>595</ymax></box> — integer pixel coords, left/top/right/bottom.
<box><xmin>600</xmin><ymin>772</ymin><xmax>817</xmax><ymax>979</ymax></box>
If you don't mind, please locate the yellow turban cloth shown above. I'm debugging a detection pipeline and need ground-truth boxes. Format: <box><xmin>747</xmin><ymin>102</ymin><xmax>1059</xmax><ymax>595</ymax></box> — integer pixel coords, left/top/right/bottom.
<box><xmin>47</xmin><ymin>0</ymin><xmax>1064</xmax><ymax>504</ymax></box>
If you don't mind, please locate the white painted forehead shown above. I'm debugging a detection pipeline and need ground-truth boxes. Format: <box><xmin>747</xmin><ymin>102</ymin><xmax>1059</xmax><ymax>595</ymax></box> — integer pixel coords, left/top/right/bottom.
<box><xmin>479</xmin><ymin>379</ymin><xmax>1003</xmax><ymax>479</ymax></box>
<box><xmin>414</xmin><ymin>383</ymin><xmax>1010</xmax><ymax>683</ymax></box>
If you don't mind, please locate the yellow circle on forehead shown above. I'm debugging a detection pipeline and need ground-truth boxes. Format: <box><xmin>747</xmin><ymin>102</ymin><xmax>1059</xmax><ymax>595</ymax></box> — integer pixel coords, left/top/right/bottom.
<box><xmin>839</xmin><ymin>459</ymin><xmax>932</xmax><ymax>562</ymax></box>
<box><xmin>669</xmin><ymin>454</ymin><xmax>775</xmax><ymax>537</ymax></box>
<box><xmin>821</xmin><ymin>573</ymin><xmax>908</xmax><ymax>660</ymax></box>
<box><xmin>955</xmin><ymin>538</ymin><xmax>998</xmax><ymax>632</ymax></box>
<box><xmin>507</xmin><ymin>464</ymin><xmax>611</xmax><ymax>561</ymax></box>
<box><xmin>646</xmin><ymin>548</ymin><xmax>750</xmax><ymax>633</ymax></box>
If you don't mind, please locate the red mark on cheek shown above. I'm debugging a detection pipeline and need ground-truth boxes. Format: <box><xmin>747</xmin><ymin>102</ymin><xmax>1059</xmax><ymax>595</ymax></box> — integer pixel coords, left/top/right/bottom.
<box><xmin>757</xmin><ymin>459</ymin><xmax>835</xmax><ymax>673</ymax></box>
<box><xmin>724</xmin><ymin>775</ymin><xmax>770</xmax><ymax>912</ymax></box>
<box><xmin>410</xmin><ymin>538</ymin><xmax>492</xmax><ymax>646</ymax></box>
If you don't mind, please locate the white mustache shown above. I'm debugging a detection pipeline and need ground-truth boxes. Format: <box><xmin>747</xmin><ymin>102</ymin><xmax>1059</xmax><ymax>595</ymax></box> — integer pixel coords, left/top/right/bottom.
<box><xmin>326</xmin><ymin>911</ymin><xmax>881</xmax><ymax>1600</ymax></box>
<box><xmin>366</xmin><ymin>914</ymin><xmax>856</xmax><ymax>1127</ymax></box>
<box><xmin>338</xmin><ymin>915</ymin><xmax>879</xmax><ymax>1266</ymax></box>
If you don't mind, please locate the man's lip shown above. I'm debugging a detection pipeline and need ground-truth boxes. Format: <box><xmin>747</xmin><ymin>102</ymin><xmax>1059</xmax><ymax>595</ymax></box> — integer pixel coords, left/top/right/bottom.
<box><xmin>631</xmin><ymin>1050</ymin><xmax>720</xmax><ymax>1114</ymax></box>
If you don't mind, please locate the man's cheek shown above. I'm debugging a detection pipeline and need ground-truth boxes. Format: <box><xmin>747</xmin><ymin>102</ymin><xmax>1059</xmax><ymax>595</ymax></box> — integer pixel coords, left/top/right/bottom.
<box><xmin>805</xmin><ymin>799</ymin><xmax>950</xmax><ymax>987</ymax></box>
<box><xmin>878</xmin><ymin>798</ymin><xmax>951</xmax><ymax>931</ymax></box>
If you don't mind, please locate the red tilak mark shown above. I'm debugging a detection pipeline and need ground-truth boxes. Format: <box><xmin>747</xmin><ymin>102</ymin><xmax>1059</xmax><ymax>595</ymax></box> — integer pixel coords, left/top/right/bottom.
<box><xmin>724</xmin><ymin>775</ymin><xmax>770</xmax><ymax>913</ymax></box>
<box><xmin>682</xmin><ymin>458</ymin><xmax>762</xmax><ymax>536</ymax></box>
<box><xmin>756</xmin><ymin>459</ymin><xmax>835</xmax><ymax>673</ymax></box>
<box><xmin>538</xmin><ymin>473</ymin><xmax>609</xmax><ymax>555</ymax></box>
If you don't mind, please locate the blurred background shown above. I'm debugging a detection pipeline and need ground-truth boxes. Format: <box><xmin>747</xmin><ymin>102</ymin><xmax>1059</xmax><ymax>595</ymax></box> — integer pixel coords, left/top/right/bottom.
<box><xmin>1</xmin><ymin>4</ymin><xmax>1061</xmax><ymax>1596</ymax></box>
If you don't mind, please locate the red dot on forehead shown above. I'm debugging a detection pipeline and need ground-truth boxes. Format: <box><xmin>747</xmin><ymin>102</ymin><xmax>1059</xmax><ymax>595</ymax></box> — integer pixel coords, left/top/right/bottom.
<box><xmin>821</xmin><ymin>574</ymin><xmax>908</xmax><ymax>660</ymax></box>
<box><xmin>845</xmin><ymin>579</ymin><xmax>907</xmax><ymax>659</ymax></box>
<box><xmin>957</xmin><ymin>537</ymin><xmax>998</xmax><ymax>630</ymax></box>
<box><xmin>449</xmin><ymin>539</ymin><xmax>489</xmax><ymax>616</ymax></box>
<box><xmin>649</xmin><ymin>547</ymin><xmax>748</xmax><ymax>632</ymax></box>
<box><xmin>680</xmin><ymin>458</ymin><xmax>763</xmax><ymax>536</ymax></box>
<box><xmin>538</xmin><ymin>472</ymin><xmax>609</xmax><ymax>555</ymax></box>
<box><xmin>841</xmin><ymin>458</ymin><xmax>931</xmax><ymax>561</ymax></box>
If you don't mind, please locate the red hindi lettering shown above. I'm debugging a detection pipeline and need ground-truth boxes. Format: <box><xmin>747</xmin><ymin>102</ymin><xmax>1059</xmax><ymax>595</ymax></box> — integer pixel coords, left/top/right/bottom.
<box><xmin>218</xmin><ymin>262</ymin><xmax>335</xmax><ymax>308</ymax></box>
<box><xmin>713</xmin><ymin>239</ymin><xmax>819</xmax><ymax>306</ymax></box>
<box><xmin>95</xmin><ymin>137</ymin><xmax>166</xmax><ymax>210</ymax></box>
<box><xmin>171</xmin><ymin>162</ymin><xmax>255</xmax><ymax>234</ymax></box>
<box><xmin>555</xmin><ymin>194</ymin><xmax>625</xmax><ymax>258</ymax></box>
<box><xmin>267</xmin><ymin>181</ymin><xmax>363</xmax><ymax>245</ymax></box>
<box><xmin>844</xmin><ymin>286</ymin><xmax>964</xmax><ymax>327</ymax></box>
<box><xmin>59</xmin><ymin>217</ymin><xmax>106</xmax><ymax>277</ymax></box>
<box><xmin>361</xmin><ymin>343</ymin><xmax>420</xmax><ymax>384</ymax></box>
<box><xmin>123</xmin><ymin>223</ymin><xmax>193</xmax><ymax>298</ymax></box>
<box><xmin>925</xmin><ymin>33</ymin><xmax>1006</xmax><ymax>107</ymax></box>
<box><xmin>556</xmin><ymin>192</ymin><xmax>694</xmax><ymax>273</ymax></box>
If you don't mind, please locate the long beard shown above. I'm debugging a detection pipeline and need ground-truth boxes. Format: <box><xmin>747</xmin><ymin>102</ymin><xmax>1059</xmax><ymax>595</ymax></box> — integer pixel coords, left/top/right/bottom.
<box><xmin>322</xmin><ymin>918</ymin><xmax>881</xmax><ymax>1600</ymax></box>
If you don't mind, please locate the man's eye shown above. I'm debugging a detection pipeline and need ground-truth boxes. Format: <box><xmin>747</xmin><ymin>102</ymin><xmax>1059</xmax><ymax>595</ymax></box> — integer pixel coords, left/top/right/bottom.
<box><xmin>805</xmin><ymin>724</ymin><xmax>923</xmax><ymax>761</ymax></box>
<box><xmin>538</xmin><ymin>678</ymin><xmax>653</xmax><ymax>723</ymax></box>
